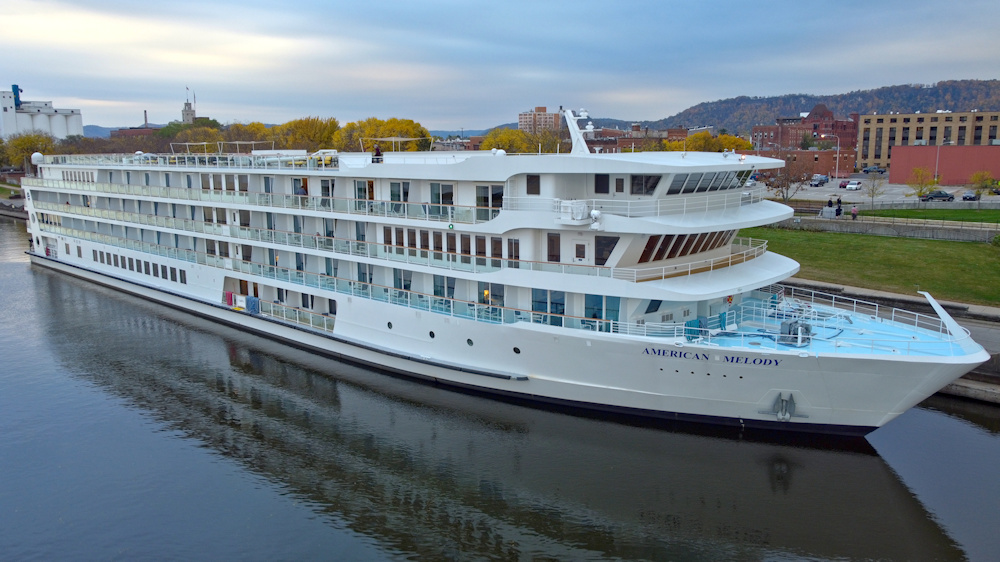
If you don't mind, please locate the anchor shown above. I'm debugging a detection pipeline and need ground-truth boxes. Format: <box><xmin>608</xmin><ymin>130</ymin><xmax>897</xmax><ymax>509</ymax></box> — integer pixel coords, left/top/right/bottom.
<box><xmin>759</xmin><ymin>392</ymin><xmax>808</xmax><ymax>421</ymax></box>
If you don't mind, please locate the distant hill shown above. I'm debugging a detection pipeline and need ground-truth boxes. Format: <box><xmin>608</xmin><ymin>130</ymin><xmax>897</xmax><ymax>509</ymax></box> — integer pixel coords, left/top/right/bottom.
<box><xmin>84</xmin><ymin>124</ymin><xmax>165</xmax><ymax>139</ymax></box>
<box><xmin>84</xmin><ymin>125</ymin><xmax>119</xmax><ymax>139</ymax></box>
<box><xmin>591</xmin><ymin>79</ymin><xmax>1000</xmax><ymax>135</ymax></box>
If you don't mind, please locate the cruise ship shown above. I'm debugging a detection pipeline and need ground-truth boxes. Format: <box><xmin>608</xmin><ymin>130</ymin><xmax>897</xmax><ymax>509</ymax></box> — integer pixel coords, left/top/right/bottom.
<box><xmin>22</xmin><ymin>108</ymin><xmax>989</xmax><ymax>435</ymax></box>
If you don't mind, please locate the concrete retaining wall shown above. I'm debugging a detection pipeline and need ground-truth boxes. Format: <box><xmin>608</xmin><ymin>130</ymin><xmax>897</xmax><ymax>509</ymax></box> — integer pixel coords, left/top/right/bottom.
<box><xmin>777</xmin><ymin>216</ymin><xmax>999</xmax><ymax>242</ymax></box>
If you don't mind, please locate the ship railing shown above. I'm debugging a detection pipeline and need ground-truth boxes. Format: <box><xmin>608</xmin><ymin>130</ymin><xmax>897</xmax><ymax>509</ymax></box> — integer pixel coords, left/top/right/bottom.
<box><xmin>35</xmin><ymin>201</ymin><xmax>768</xmax><ymax>283</ymax></box>
<box><xmin>503</xmin><ymin>186</ymin><xmax>766</xmax><ymax>219</ymax></box>
<box><xmin>40</xmin><ymin>152</ymin><xmax>341</xmax><ymax>171</ymax></box>
<box><xmin>256</xmin><ymin>300</ymin><xmax>337</xmax><ymax>332</ymax></box>
<box><xmin>611</xmin><ymin>238</ymin><xmax>766</xmax><ymax>282</ymax></box>
<box><xmin>35</xmin><ymin>222</ymin><xmax>978</xmax><ymax>357</ymax></box>
<box><xmin>23</xmin><ymin>178</ymin><xmax>501</xmax><ymax>225</ymax></box>
<box><xmin>752</xmin><ymin>284</ymin><xmax>954</xmax><ymax>337</ymax></box>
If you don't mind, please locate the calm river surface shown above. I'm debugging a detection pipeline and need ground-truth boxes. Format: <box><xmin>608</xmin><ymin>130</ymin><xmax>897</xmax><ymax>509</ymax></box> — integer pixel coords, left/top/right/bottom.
<box><xmin>2</xmin><ymin>216</ymin><xmax>999</xmax><ymax>561</ymax></box>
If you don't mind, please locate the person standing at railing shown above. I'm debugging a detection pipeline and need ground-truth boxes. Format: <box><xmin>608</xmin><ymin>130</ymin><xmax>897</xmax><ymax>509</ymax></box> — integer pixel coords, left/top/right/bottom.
<box><xmin>851</xmin><ymin>206</ymin><xmax>858</xmax><ymax>221</ymax></box>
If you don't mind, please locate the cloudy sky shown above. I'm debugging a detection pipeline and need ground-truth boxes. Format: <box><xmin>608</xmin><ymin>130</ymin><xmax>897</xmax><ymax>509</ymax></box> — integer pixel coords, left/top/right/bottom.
<box><xmin>3</xmin><ymin>0</ymin><xmax>999</xmax><ymax>130</ymax></box>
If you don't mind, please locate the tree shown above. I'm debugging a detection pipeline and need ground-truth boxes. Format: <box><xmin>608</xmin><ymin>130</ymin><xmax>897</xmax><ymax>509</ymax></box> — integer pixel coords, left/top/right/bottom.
<box><xmin>269</xmin><ymin>117</ymin><xmax>340</xmax><ymax>150</ymax></box>
<box><xmin>968</xmin><ymin>170</ymin><xmax>995</xmax><ymax>209</ymax></box>
<box><xmin>765</xmin><ymin>149</ymin><xmax>811</xmax><ymax>202</ymax></box>
<box><xmin>662</xmin><ymin>132</ymin><xmax>751</xmax><ymax>152</ymax></box>
<box><xmin>906</xmin><ymin>167</ymin><xmax>937</xmax><ymax>199</ymax></box>
<box><xmin>3</xmin><ymin>131</ymin><xmax>56</xmax><ymax>170</ymax></box>
<box><xmin>332</xmin><ymin>117</ymin><xmax>430</xmax><ymax>152</ymax></box>
<box><xmin>224</xmin><ymin>122</ymin><xmax>271</xmax><ymax>143</ymax></box>
<box><xmin>863</xmin><ymin>171</ymin><xmax>888</xmax><ymax>210</ymax></box>
<box><xmin>478</xmin><ymin>127</ymin><xmax>535</xmax><ymax>153</ymax></box>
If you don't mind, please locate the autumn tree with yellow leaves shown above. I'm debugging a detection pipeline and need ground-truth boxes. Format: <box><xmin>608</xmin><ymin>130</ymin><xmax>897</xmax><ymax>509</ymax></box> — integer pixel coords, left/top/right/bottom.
<box><xmin>332</xmin><ymin>117</ymin><xmax>430</xmax><ymax>152</ymax></box>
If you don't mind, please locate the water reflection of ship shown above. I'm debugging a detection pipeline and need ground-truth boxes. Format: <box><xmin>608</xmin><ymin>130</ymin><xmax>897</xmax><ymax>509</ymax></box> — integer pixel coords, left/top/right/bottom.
<box><xmin>37</xmin><ymin>270</ymin><xmax>964</xmax><ymax>561</ymax></box>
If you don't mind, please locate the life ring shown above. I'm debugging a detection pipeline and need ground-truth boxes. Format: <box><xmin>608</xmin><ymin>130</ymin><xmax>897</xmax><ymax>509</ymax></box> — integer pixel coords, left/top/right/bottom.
<box><xmin>726</xmin><ymin>295</ymin><xmax>733</xmax><ymax>305</ymax></box>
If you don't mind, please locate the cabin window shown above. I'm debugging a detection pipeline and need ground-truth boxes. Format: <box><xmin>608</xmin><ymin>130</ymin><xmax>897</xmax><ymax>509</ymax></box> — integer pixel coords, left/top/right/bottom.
<box><xmin>616</xmin><ymin>178</ymin><xmax>625</xmax><ymax>193</ymax></box>
<box><xmin>595</xmin><ymin>174</ymin><xmax>609</xmax><ymax>194</ymax></box>
<box><xmin>631</xmin><ymin>175</ymin><xmax>661</xmax><ymax>196</ymax></box>
<box><xmin>526</xmin><ymin>174</ymin><xmax>540</xmax><ymax>195</ymax></box>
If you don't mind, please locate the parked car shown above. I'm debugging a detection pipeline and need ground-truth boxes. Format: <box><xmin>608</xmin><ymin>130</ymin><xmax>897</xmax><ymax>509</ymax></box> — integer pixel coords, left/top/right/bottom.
<box><xmin>920</xmin><ymin>190</ymin><xmax>955</xmax><ymax>202</ymax></box>
<box><xmin>962</xmin><ymin>191</ymin><xmax>980</xmax><ymax>201</ymax></box>
<box><xmin>839</xmin><ymin>180</ymin><xmax>850</xmax><ymax>188</ymax></box>
<box><xmin>844</xmin><ymin>180</ymin><xmax>862</xmax><ymax>191</ymax></box>
<box><xmin>862</xmin><ymin>166</ymin><xmax>886</xmax><ymax>174</ymax></box>
<box><xmin>809</xmin><ymin>178</ymin><xmax>823</xmax><ymax>187</ymax></box>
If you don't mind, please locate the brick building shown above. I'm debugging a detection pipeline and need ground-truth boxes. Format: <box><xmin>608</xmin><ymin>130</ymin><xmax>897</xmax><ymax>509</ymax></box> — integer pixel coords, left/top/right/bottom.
<box><xmin>857</xmin><ymin>110</ymin><xmax>1000</xmax><ymax>172</ymax></box>
<box><xmin>752</xmin><ymin>104</ymin><xmax>858</xmax><ymax>152</ymax></box>
<box><xmin>887</xmin><ymin>145</ymin><xmax>1000</xmax><ymax>186</ymax></box>
<box><xmin>518</xmin><ymin>106</ymin><xmax>561</xmax><ymax>134</ymax></box>
<box><xmin>739</xmin><ymin>147</ymin><xmax>858</xmax><ymax>181</ymax></box>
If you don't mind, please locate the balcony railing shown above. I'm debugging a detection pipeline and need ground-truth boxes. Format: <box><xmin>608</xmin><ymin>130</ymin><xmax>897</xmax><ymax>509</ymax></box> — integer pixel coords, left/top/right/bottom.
<box><xmin>34</xmin><ymin>200</ymin><xmax>765</xmax><ymax>282</ymax></box>
<box><xmin>504</xmin><ymin>185</ymin><xmax>766</xmax><ymax>219</ymax></box>
<box><xmin>23</xmin><ymin>178</ymin><xmax>500</xmax><ymax>225</ymax></box>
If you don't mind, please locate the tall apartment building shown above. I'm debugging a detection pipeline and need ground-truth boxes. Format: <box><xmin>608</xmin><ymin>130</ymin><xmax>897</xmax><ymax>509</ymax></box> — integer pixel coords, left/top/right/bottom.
<box><xmin>518</xmin><ymin>106</ymin><xmax>561</xmax><ymax>134</ymax></box>
<box><xmin>857</xmin><ymin>110</ymin><xmax>1000</xmax><ymax>170</ymax></box>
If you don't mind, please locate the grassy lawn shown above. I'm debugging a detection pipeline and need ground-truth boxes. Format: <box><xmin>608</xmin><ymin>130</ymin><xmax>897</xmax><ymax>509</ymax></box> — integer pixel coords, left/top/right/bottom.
<box><xmin>741</xmin><ymin>226</ymin><xmax>1000</xmax><ymax>306</ymax></box>
<box><xmin>865</xmin><ymin>208</ymin><xmax>1000</xmax><ymax>223</ymax></box>
<box><xmin>0</xmin><ymin>183</ymin><xmax>20</xmax><ymax>199</ymax></box>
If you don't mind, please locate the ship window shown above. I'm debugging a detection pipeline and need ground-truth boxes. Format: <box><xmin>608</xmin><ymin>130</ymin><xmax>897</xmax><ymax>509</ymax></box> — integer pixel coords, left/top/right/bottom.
<box><xmin>547</xmin><ymin>233</ymin><xmax>560</xmax><ymax>262</ymax></box>
<box><xmin>507</xmin><ymin>238</ymin><xmax>520</xmax><ymax>267</ymax></box>
<box><xmin>526</xmin><ymin>174</ymin><xmax>540</xmax><ymax>195</ymax></box>
<box><xmin>92</xmin><ymin>249</ymin><xmax>98</xmax><ymax>261</ymax></box>
<box><xmin>595</xmin><ymin>174</ymin><xmax>609</xmax><ymax>194</ymax></box>
<box><xmin>616</xmin><ymin>178</ymin><xmax>624</xmax><ymax>192</ymax></box>
<box><xmin>638</xmin><ymin>236</ymin><xmax>660</xmax><ymax>263</ymax></box>
<box><xmin>645</xmin><ymin>300</ymin><xmax>662</xmax><ymax>314</ymax></box>
<box><xmin>170</xmin><ymin>268</ymin><xmax>177</xmax><ymax>282</ymax></box>
<box><xmin>180</xmin><ymin>270</ymin><xmax>187</xmax><ymax>284</ymax></box>
<box><xmin>682</xmin><ymin>173</ymin><xmax>701</xmax><ymax>194</ymax></box>
<box><xmin>697</xmin><ymin>173</ymin><xmax>715</xmax><ymax>192</ymax></box>
<box><xmin>668</xmin><ymin>174</ymin><xmax>687</xmax><ymax>194</ymax></box>
<box><xmin>113</xmin><ymin>254</ymin><xmax>119</xmax><ymax>267</ymax></box>
<box><xmin>653</xmin><ymin>235</ymin><xmax>676</xmax><ymax>261</ymax></box>
<box><xmin>128</xmin><ymin>258</ymin><xmax>134</xmax><ymax>271</ymax></box>
<box><xmin>595</xmin><ymin>236</ymin><xmax>618</xmax><ymax>266</ymax></box>
<box><xmin>630</xmin><ymin>175</ymin><xmax>661</xmax><ymax>195</ymax></box>
<box><xmin>152</xmin><ymin>263</ymin><xmax>159</xmax><ymax>277</ymax></box>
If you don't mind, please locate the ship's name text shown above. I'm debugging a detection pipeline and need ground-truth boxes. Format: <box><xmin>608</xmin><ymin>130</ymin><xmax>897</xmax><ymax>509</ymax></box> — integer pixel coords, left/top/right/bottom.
<box><xmin>643</xmin><ymin>348</ymin><xmax>783</xmax><ymax>367</ymax></box>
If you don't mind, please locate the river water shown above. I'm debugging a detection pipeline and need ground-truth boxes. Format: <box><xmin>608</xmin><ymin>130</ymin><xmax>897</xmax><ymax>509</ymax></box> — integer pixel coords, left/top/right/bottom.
<box><xmin>2</xmin><ymin>216</ymin><xmax>999</xmax><ymax>561</ymax></box>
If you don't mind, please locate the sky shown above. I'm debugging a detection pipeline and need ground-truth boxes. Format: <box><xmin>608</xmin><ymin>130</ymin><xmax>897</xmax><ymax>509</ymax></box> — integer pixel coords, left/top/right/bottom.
<box><xmin>3</xmin><ymin>0</ymin><xmax>999</xmax><ymax>131</ymax></box>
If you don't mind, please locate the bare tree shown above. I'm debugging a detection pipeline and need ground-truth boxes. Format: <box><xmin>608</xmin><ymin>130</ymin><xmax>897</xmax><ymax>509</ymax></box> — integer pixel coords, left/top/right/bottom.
<box><xmin>863</xmin><ymin>171</ymin><xmax>887</xmax><ymax>210</ymax></box>
<box><xmin>766</xmin><ymin>150</ymin><xmax>811</xmax><ymax>202</ymax></box>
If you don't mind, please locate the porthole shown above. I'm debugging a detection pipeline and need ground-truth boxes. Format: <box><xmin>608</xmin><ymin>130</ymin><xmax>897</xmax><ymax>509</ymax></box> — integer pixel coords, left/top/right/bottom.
<box><xmin>387</xmin><ymin>322</ymin><xmax>393</xmax><ymax>329</ymax></box>
<box><xmin>513</xmin><ymin>347</ymin><xmax>520</xmax><ymax>354</ymax></box>
<box><xmin>467</xmin><ymin>339</ymin><xmax>473</xmax><ymax>346</ymax></box>
<box><xmin>429</xmin><ymin>331</ymin><xmax>435</xmax><ymax>339</ymax></box>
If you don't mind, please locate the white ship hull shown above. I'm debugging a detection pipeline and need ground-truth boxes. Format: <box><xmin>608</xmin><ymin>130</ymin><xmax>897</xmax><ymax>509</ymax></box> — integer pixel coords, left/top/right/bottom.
<box><xmin>30</xmin><ymin>250</ymin><xmax>983</xmax><ymax>435</ymax></box>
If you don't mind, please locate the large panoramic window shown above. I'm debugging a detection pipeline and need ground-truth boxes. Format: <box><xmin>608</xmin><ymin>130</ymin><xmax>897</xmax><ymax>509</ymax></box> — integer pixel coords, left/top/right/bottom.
<box><xmin>630</xmin><ymin>175</ymin><xmax>661</xmax><ymax>196</ymax></box>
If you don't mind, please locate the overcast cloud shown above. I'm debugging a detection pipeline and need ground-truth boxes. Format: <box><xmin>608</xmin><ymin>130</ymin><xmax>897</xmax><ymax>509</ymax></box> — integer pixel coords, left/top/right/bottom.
<box><xmin>3</xmin><ymin>0</ymin><xmax>999</xmax><ymax>130</ymax></box>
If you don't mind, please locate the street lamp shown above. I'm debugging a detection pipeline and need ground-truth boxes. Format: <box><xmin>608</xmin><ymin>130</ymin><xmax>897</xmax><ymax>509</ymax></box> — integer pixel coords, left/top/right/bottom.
<box><xmin>820</xmin><ymin>134</ymin><xmax>841</xmax><ymax>180</ymax></box>
<box><xmin>934</xmin><ymin>141</ymin><xmax>954</xmax><ymax>183</ymax></box>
